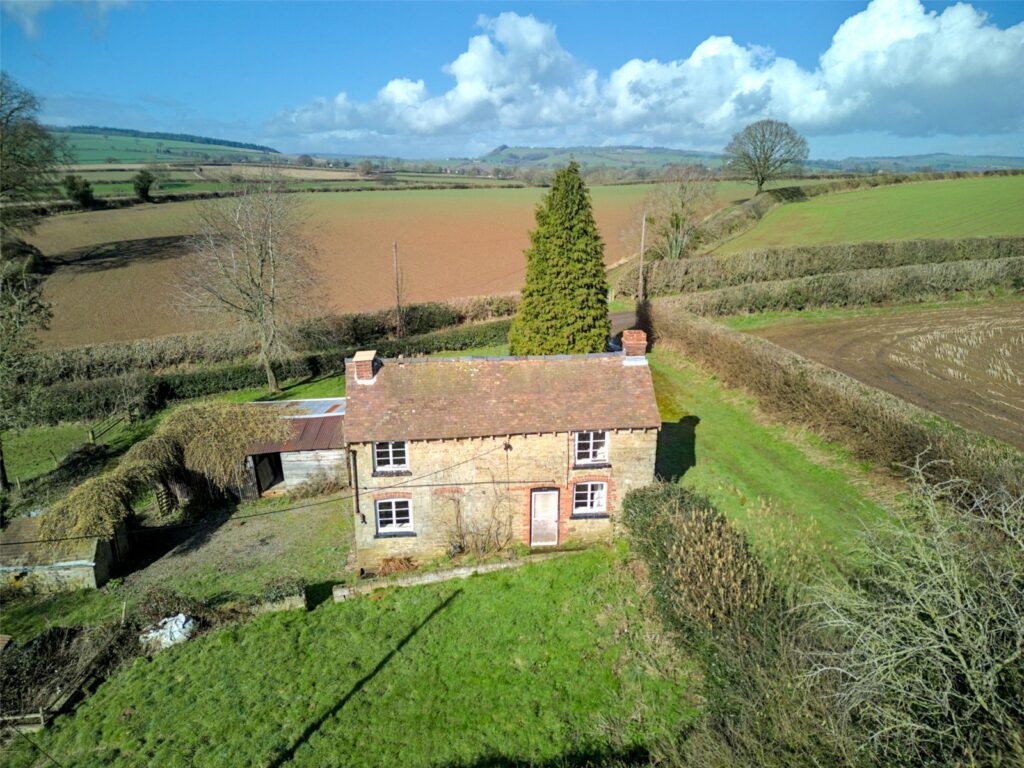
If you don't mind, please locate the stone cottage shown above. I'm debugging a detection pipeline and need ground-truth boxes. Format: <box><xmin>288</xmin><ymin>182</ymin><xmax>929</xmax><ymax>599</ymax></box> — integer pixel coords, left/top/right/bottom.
<box><xmin>344</xmin><ymin>330</ymin><xmax>660</xmax><ymax>571</ymax></box>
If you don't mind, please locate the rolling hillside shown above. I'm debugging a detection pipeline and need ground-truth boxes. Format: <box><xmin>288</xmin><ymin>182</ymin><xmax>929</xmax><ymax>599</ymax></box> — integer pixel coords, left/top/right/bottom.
<box><xmin>53</xmin><ymin>127</ymin><xmax>282</xmax><ymax>164</ymax></box>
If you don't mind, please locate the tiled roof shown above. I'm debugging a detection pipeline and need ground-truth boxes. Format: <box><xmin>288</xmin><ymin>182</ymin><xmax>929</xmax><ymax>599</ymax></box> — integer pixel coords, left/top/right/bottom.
<box><xmin>344</xmin><ymin>352</ymin><xmax>661</xmax><ymax>443</ymax></box>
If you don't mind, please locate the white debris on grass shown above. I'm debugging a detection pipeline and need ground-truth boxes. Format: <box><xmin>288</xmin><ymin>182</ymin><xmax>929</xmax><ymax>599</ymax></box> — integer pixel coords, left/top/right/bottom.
<box><xmin>139</xmin><ymin>614</ymin><xmax>196</xmax><ymax>652</ymax></box>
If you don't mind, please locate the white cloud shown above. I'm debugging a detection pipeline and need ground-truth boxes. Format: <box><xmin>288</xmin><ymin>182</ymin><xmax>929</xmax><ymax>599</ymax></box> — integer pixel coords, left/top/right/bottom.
<box><xmin>1</xmin><ymin>0</ymin><xmax>130</xmax><ymax>37</ymax></box>
<box><xmin>271</xmin><ymin>0</ymin><xmax>1024</xmax><ymax>155</ymax></box>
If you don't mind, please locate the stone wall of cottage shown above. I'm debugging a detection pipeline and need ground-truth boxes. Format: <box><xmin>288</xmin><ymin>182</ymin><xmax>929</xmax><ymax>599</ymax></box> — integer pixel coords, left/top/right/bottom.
<box><xmin>350</xmin><ymin>429</ymin><xmax>658</xmax><ymax>570</ymax></box>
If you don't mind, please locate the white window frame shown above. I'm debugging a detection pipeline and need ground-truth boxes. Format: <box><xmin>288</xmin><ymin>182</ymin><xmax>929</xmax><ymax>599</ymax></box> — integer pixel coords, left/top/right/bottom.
<box><xmin>573</xmin><ymin>482</ymin><xmax>608</xmax><ymax>514</ymax></box>
<box><xmin>574</xmin><ymin>431</ymin><xmax>609</xmax><ymax>465</ymax></box>
<box><xmin>376</xmin><ymin>499</ymin><xmax>413</xmax><ymax>533</ymax></box>
<box><xmin>373</xmin><ymin>440</ymin><xmax>409</xmax><ymax>471</ymax></box>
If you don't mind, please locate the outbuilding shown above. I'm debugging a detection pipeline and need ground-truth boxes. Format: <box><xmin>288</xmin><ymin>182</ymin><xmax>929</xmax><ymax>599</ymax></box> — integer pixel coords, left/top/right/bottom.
<box><xmin>244</xmin><ymin>398</ymin><xmax>348</xmax><ymax>495</ymax></box>
<box><xmin>0</xmin><ymin>515</ymin><xmax>129</xmax><ymax>593</ymax></box>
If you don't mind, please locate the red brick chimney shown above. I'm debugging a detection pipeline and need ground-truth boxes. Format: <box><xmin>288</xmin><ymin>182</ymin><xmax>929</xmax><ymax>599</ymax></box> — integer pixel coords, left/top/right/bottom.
<box><xmin>353</xmin><ymin>350</ymin><xmax>378</xmax><ymax>384</ymax></box>
<box><xmin>622</xmin><ymin>330</ymin><xmax>647</xmax><ymax>357</ymax></box>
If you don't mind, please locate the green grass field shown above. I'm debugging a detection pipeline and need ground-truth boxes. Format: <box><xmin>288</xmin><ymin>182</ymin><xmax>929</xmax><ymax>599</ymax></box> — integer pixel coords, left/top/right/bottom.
<box><xmin>2</xmin><ymin>548</ymin><xmax>694</xmax><ymax>768</ymax></box>
<box><xmin>55</xmin><ymin>131</ymin><xmax>277</xmax><ymax>164</ymax></box>
<box><xmin>717</xmin><ymin>175</ymin><xmax>1024</xmax><ymax>254</ymax></box>
<box><xmin>648</xmin><ymin>348</ymin><xmax>888</xmax><ymax>571</ymax></box>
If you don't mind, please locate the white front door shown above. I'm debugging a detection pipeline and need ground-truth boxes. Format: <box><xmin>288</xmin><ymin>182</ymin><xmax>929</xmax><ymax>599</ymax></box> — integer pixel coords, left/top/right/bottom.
<box><xmin>530</xmin><ymin>489</ymin><xmax>559</xmax><ymax>546</ymax></box>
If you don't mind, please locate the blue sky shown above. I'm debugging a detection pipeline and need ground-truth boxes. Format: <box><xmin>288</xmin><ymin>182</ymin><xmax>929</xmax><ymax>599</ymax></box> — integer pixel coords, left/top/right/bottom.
<box><xmin>2</xmin><ymin>0</ymin><xmax>1023</xmax><ymax>158</ymax></box>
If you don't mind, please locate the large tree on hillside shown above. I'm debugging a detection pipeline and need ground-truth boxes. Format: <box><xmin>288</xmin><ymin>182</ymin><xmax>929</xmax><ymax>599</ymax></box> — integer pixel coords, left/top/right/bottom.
<box><xmin>177</xmin><ymin>175</ymin><xmax>320</xmax><ymax>392</ymax></box>
<box><xmin>509</xmin><ymin>162</ymin><xmax>609</xmax><ymax>355</ymax></box>
<box><xmin>0</xmin><ymin>238</ymin><xmax>51</xmax><ymax>493</ymax></box>
<box><xmin>724</xmin><ymin>119</ymin><xmax>808</xmax><ymax>194</ymax></box>
<box><xmin>0</xmin><ymin>73</ymin><xmax>67</xmax><ymax>231</ymax></box>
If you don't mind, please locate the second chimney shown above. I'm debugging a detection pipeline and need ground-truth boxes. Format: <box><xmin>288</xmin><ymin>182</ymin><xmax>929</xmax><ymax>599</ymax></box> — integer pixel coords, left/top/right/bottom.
<box><xmin>353</xmin><ymin>350</ymin><xmax>378</xmax><ymax>384</ymax></box>
<box><xmin>622</xmin><ymin>330</ymin><xmax>648</xmax><ymax>357</ymax></box>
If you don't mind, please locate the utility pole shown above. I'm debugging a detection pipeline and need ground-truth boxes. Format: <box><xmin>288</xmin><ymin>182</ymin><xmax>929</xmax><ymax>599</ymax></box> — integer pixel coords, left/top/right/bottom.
<box><xmin>638</xmin><ymin>208</ymin><xmax>647</xmax><ymax>302</ymax></box>
<box><xmin>393</xmin><ymin>241</ymin><xmax>403</xmax><ymax>338</ymax></box>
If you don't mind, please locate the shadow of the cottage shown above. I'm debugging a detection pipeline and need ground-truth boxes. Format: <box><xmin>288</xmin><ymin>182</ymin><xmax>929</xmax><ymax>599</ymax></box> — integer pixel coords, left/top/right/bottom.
<box><xmin>655</xmin><ymin>416</ymin><xmax>700</xmax><ymax>482</ymax></box>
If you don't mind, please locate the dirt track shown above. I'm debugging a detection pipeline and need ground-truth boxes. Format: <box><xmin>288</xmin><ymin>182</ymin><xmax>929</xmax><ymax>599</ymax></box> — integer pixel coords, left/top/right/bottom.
<box><xmin>751</xmin><ymin>302</ymin><xmax>1024</xmax><ymax>450</ymax></box>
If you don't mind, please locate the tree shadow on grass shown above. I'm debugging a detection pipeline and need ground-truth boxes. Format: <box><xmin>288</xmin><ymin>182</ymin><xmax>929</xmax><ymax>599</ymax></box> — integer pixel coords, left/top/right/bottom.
<box><xmin>44</xmin><ymin>236</ymin><xmax>191</xmax><ymax>274</ymax></box>
<box><xmin>267</xmin><ymin>589</ymin><xmax>463</xmax><ymax>768</ymax></box>
<box><xmin>656</xmin><ymin>416</ymin><xmax>700</xmax><ymax>483</ymax></box>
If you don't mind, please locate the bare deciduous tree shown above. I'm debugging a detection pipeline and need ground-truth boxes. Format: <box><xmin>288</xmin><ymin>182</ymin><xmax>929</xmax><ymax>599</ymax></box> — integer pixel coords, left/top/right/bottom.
<box><xmin>178</xmin><ymin>176</ymin><xmax>319</xmax><ymax>391</ymax></box>
<box><xmin>0</xmin><ymin>72</ymin><xmax>68</xmax><ymax>231</ymax></box>
<box><xmin>724</xmin><ymin>119</ymin><xmax>808</xmax><ymax>194</ymax></box>
<box><xmin>629</xmin><ymin>166</ymin><xmax>714</xmax><ymax>262</ymax></box>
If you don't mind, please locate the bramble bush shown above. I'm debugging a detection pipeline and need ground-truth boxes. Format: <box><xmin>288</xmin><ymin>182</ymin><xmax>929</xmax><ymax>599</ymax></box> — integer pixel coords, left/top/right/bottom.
<box><xmin>621</xmin><ymin>484</ymin><xmax>771</xmax><ymax>633</ymax></box>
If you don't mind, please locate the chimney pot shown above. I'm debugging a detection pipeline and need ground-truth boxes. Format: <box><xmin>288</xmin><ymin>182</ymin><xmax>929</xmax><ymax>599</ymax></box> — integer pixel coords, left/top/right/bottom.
<box><xmin>622</xmin><ymin>330</ymin><xmax>648</xmax><ymax>357</ymax></box>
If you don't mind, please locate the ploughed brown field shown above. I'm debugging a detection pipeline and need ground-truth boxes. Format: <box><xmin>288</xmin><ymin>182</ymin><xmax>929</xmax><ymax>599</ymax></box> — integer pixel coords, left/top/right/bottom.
<box><xmin>27</xmin><ymin>180</ymin><xmax>785</xmax><ymax>347</ymax></box>
<box><xmin>28</xmin><ymin>186</ymin><xmax>655</xmax><ymax>346</ymax></box>
<box><xmin>750</xmin><ymin>302</ymin><xmax>1024</xmax><ymax>450</ymax></box>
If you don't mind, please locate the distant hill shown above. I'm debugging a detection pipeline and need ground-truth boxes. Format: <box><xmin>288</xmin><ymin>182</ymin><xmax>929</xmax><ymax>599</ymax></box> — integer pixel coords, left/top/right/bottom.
<box><xmin>827</xmin><ymin>153</ymin><xmax>1024</xmax><ymax>172</ymax></box>
<box><xmin>474</xmin><ymin>145</ymin><xmax>1024</xmax><ymax>174</ymax></box>
<box><xmin>479</xmin><ymin>145</ymin><xmax>724</xmax><ymax>170</ymax></box>
<box><xmin>52</xmin><ymin>126</ymin><xmax>282</xmax><ymax>164</ymax></box>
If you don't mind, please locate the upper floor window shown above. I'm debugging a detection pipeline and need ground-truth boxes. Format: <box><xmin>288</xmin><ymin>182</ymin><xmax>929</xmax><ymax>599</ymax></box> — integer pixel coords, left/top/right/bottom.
<box><xmin>376</xmin><ymin>499</ymin><xmax>412</xmax><ymax>533</ymax></box>
<box><xmin>574</xmin><ymin>431</ymin><xmax>608</xmax><ymax>465</ymax></box>
<box><xmin>374</xmin><ymin>441</ymin><xmax>408</xmax><ymax>471</ymax></box>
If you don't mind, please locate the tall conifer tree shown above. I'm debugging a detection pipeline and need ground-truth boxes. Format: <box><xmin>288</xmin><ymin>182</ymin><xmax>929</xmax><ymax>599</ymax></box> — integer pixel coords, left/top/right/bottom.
<box><xmin>509</xmin><ymin>162</ymin><xmax>610</xmax><ymax>355</ymax></box>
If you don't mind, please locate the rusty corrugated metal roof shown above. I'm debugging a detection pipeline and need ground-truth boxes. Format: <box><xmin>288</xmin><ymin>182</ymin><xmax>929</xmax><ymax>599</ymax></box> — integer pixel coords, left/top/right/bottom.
<box><xmin>249</xmin><ymin>414</ymin><xmax>345</xmax><ymax>454</ymax></box>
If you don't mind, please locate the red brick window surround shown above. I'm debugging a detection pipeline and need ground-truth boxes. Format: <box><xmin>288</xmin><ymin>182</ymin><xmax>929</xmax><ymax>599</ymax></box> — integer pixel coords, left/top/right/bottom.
<box><xmin>572</xmin><ymin>481</ymin><xmax>609</xmax><ymax>518</ymax></box>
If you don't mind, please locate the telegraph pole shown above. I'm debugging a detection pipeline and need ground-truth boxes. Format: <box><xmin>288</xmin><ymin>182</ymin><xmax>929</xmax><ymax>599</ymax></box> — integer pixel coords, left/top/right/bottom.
<box><xmin>393</xmin><ymin>241</ymin><xmax>403</xmax><ymax>338</ymax></box>
<box><xmin>638</xmin><ymin>208</ymin><xmax>647</xmax><ymax>302</ymax></box>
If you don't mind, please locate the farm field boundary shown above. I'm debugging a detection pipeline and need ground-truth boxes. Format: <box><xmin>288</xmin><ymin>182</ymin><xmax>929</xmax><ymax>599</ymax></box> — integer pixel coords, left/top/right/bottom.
<box><xmin>715</xmin><ymin>172</ymin><xmax>1024</xmax><ymax>255</ymax></box>
<box><xmin>29</xmin><ymin>296</ymin><xmax>517</xmax><ymax>386</ymax></box>
<box><xmin>27</xmin><ymin>319</ymin><xmax>513</xmax><ymax>425</ymax></box>
<box><xmin>748</xmin><ymin>301</ymin><xmax>1024</xmax><ymax>451</ymax></box>
<box><xmin>648</xmin><ymin>304</ymin><xmax>1024</xmax><ymax>500</ymax></box>
<box><xmin>614</xmin><ymin>236</ymin><xmax>1024</xmax><ymax>299</ymax></box>
<box><xmin>649</xmin><ymin>256</ymin><xmax>1023</xmax><ymax>317</ymax></box>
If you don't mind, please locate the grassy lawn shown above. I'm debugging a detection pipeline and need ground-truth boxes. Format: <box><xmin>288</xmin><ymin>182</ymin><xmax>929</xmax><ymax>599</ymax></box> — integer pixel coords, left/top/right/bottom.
<box><xmin>3</xmin><ymin>548</ymin><xmax>694</xmax><ymax>768</ymax></box>
<box><xmin>717</xmin><ymin>175</ymin><xmax>1024</xmax><ymax>254</ymax></box>
<box><xmin>649</xmin><ymin>347</ymin><xmax>889</xmax><ymax>571</ymax></box>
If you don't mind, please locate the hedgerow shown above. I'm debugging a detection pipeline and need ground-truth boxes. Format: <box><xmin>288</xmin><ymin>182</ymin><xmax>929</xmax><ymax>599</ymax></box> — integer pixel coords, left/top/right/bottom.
<box><xmin>649</xmin><ymin>306</ymin><xmax>1024</xmax><ymax>499</ymax></box>
<box><xmin>30</xmin><ymin>296</ymin><xmax>517</xmax><ymax>385</ymax></box>
<box><xmin>615</xmin><ymin>236</ymin><xmax>1024</xmax><ymax>299</ymax></box>
<box><xmin>29</xmin><ymin>318</ymin><xmax>512</xmax><ymax>424</ymax></box>
<box><xmin>650</xmin><ymin>256</ymin><xmax>1023</xmax><ymax>316</ymax></box>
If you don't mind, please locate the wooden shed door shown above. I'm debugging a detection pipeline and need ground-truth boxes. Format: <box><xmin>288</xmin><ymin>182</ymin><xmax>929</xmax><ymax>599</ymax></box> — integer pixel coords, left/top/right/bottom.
<box><xmin>530</xmin><ymin>490</ymin><xmax>559</xmax><ymax>547</ymax></box>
